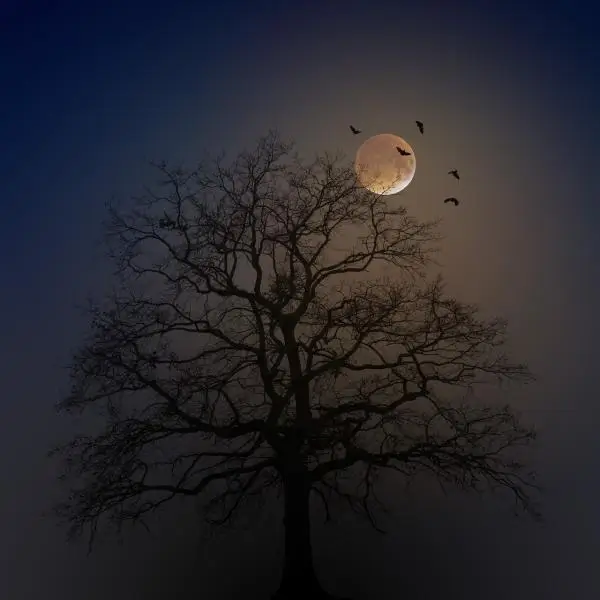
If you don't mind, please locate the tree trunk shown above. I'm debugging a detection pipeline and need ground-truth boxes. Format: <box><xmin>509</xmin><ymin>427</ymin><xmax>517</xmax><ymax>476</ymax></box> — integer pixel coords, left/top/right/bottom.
<box><xmin>273</xmin><ymin>470</ymin><xmax>323</xmax><ymax>598</ymax></box>
<box><xmin>273</xmin><ymin>464</ymin><xmax>356</xmax><ymax>600</ymax></box>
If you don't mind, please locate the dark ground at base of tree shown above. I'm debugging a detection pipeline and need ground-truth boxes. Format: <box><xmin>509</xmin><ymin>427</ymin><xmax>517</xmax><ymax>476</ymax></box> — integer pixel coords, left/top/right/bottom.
<box><xmin>271</xmin><ymin>593</ymin><xmax>352</xmax><ymax>599</ymax></box>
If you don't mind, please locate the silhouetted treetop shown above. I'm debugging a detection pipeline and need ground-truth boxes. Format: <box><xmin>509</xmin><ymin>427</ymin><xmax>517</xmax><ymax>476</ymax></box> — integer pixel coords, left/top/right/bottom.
<box><xmin>51</xmin><ymin>131</ymin><xmax>538</xmax><ymax>598</ymax></box>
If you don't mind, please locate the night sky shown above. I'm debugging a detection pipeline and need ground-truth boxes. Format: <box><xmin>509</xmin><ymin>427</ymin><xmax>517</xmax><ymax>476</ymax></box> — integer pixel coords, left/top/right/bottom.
<box><xmin>2</xmin><ymin>1</ymin><xmax>599</xmax><ymax>598</ymax></box>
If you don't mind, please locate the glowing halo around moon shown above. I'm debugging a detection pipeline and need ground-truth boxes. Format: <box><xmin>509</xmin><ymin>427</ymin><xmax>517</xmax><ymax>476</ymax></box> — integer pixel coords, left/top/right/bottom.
<box><xmin>354</xmin><ymin>133</ymin><xmax>416</xmax><ymax>195</ymax></box>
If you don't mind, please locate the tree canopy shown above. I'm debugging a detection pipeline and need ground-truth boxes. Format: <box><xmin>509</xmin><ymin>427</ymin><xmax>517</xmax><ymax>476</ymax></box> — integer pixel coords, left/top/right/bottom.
<box><xmin>51</xmin><ymin>131</ymin><xmax>539</xmax><ymax>594</ymax></box>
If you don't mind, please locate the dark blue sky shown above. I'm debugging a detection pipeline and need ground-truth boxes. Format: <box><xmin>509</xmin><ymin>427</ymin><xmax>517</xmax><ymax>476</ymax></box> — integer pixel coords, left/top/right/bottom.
<box><xmin>1</xmin><ymin>1</ymin><xmax>599</xmax><ymax>599</ymax></box>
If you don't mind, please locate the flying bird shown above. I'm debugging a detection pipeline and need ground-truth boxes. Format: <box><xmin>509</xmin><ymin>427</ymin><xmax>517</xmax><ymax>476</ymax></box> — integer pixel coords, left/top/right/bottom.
<box><xmin>415</xmin><ymin>120</ymin><xmax>424</xmax><ymax>134</ymax></box>
<box><xmin>444</xmin><ymin>197</ymin><xmax>459</xmax><ymax>206</ymax></box>
<box><xmin>396</xmin><ymin>146</ymin><xmax>411</xmax><ymax>156</ymax></box>
<box><xmin>448</xmin><ymin>169</ymin><xmax>460</xmax><ymax>180</ymax></box>
<box><xmin>349</xmin><ymin>125</ymin><xmax>361</xmax><ymax>135</ymax></box>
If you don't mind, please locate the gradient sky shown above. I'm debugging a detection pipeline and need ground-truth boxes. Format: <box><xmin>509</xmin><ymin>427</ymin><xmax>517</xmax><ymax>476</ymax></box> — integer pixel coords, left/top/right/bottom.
<box><xmin>2</xmin><ymin>1</ymin><xmax>599</xmax><ymax>598</ymax></box>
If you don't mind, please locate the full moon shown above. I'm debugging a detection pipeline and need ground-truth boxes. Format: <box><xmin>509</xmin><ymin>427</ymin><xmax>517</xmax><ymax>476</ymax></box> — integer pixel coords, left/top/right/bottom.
<box><xmin>354</xmin><ymin>133</ymin><xmax>416</xmax><ymax>195</ymax></box>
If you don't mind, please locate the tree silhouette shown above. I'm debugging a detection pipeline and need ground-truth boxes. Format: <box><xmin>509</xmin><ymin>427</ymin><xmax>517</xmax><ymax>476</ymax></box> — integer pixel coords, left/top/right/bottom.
<box><xmin>51</xmin><ymin>131</ymin><xmax>539</xmax><ymax>599</ymax></box>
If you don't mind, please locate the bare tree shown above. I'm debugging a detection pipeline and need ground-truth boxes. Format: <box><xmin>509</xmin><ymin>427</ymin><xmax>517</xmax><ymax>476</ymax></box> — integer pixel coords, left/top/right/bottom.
<box><xmin>51</xmin><ymin>131</ymin><xmax>539</xmax><ymax>600</ymax></box>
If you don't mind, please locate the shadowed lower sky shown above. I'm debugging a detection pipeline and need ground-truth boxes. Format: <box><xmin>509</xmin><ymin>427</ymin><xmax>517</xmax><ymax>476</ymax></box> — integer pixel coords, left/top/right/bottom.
<box><xmin>1</xmin><ymin>1</ymin><xmax>599</xmax><ymax>598</ymax></box>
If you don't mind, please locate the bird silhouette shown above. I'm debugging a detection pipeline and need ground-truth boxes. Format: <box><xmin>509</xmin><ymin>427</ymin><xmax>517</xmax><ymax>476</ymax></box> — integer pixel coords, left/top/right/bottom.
<box><xmin>448</xmin><ymin>169</ymin><xmax>460</xmax><ymax>180</ymax></box>
<box><xmin>444</xmin><ymin>197</ymin><xmax>459</xmax><ymax>206</ymax></box>
<box><xmin>159</xmin><ymin>211</ymin><xmax>176</xmax><ymax>228</ymax></box>
<box><xmin>349</xmin><ymin>125</ymin><xmax>361</xmax><ymax>135</ymax></box>
<box><xmin>415</xmin><ymin>120</ymin><xmax>424</xmax><ymax>134</ymax></box>
<box><xmin>396</xmin><ymin>146</ymin><xmax>411</xmax><ymax>156</ymax></box>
